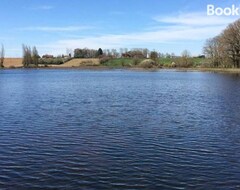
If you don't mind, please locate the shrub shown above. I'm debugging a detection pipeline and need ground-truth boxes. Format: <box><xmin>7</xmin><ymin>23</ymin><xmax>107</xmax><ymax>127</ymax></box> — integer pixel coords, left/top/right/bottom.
<box><xmin>120</xmin><ymin>59</ymin><xmax>125</xmax><ymax>66</ymax></box>
<box><xmin>139</xmin><ymin>59</ymin><xmax>156</xmax><ymax>68</ymax></box>
<box><xmin>53</xmin><ymin>58</ymin><xmax>64</xmax><ymax>65</ymax></box>
<box><xmin>172</xmin><ymin>57</ymin><xmax>194</xmax><ymax>68</ymax></box>
<box><xmin>100</xmin><ymin>56</ymin><xmax>112</xmax><ymax>65</ymax></box>
<box><xmin>38</xmin><ymin>58</ymin><xmax>65</xmax><ymax>65</ymax></box>
<box><xmin>150</xmin><ymin>51</ymin><xmax>159</xmax><ymax>62</ymax></box>
<box><xmin>81</xmin><ymin>60</ymin><xmax>96</xmax><ymax>66</ymax></box>
<box><xmin>132</xmin><ymin>58</ymin><xmax>141</xmax><ymax>66</ymax></box>
<box><xmin>123</xmin><ymin>62</ymin><xmax>132</xmax><ymax>67</ymax></box>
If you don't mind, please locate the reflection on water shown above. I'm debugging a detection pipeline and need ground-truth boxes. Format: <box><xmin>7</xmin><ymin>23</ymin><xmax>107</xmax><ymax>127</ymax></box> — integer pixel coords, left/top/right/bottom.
<box><xmin>0</xmin><ymin>69</ymin><xmax>240</xmax><ymax>189</ymax></box>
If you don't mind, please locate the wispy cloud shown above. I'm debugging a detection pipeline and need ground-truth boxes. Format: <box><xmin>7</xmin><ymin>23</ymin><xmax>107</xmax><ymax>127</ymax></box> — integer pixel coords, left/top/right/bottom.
<box><xmin>38</xmin><ymin>12</ymin><xmax>238</xmax><ymax>55</ymax></box>
<box><xmin>40</xmin><ymin>26</ymin><xmax>223</xmax><ymax>56</ymax></box>
<box><xmin>48</xmin><ymin>25</ymin><xmax>223</xmax><ymax>47</ymax></box>
<box><xmin>153</xmin><ymin>12</ymin><xmax>237</xmax><ymax>26</ymax></box>
<box><xmin>19</xmin><ymin>26</ymin><xmax>93</xmax><ymax>32</ymax></box>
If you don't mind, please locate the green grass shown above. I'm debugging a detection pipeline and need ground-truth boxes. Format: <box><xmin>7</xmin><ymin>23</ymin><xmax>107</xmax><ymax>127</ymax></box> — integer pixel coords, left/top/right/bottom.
<box><xmin>159</xmin><ymin>57</ymin><xmax>210</xmax><ymax>67</ymax></box>
<box><xmin>102</xmin><ymin>57</ymin><xmax>209</xmax><ymax>68</ymax></box>
<box><xmin>102</xmin><ymin>58</ymin><xmax>140</xmax><ymax>67</ymax></box>
<box><xmin>191</xmin><ymin>58</ymin><xmax>210</xmax><ymax>66</ymax></box>
<box><xmin>158</xmin><ymin>57</ymin><xmax>172</xmax><ymax>65</ymax></box>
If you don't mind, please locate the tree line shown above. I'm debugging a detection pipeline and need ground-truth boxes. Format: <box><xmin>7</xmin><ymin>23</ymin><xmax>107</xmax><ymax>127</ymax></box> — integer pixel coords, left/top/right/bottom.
<box><xmin>74</xmin><ymin>48</ymin><xmax>103</xmax><ymax>58</ymax></box>
<box><xmin>0</xmin><ymin>44</ymin><xmax>200</xmax><ymax>69</ymax></box>
<box><xmin>73</xmin><ymin>47</ymin><xmax>184</xmax><ymax>60</ymax></box>
<box><xmin>20</xmin><ymin>45</ymin><xmax>195</xmax><ymax>68</ymax></box>
<box><xmin>204</xmin><ymin>19</ymin><xmax>240</xmax><ymax>68</ymax></box>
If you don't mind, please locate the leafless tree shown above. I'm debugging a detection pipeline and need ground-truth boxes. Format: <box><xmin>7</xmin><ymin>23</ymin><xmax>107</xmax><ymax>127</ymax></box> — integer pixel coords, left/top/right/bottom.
<box><xmin>0</xmin><ymin>44</ymin><xmax>4</xmax><ymax>68</ymax></box>
<box><xmin>203</xmin><ymin>37</ymin><xmax>224</xmax><ymax>67</ymax></box>
<box><xmin>32</xmin><ymin>46</ymin><xmax>39</xmax><ymax>66</ymax></box>
<box><xmin>150</xmin><ymin>51</ymin><xmax>159</xmax><ymax>62</ymax></box>
<box><xmin>221</xmin><ymin>20</ymin><xmax>240</xmax><ymax>68</ymax></box>
<box><xmin>66</xmin><ymin>48</ymin><xmax>73</xmax><ymax>57</ymax></box>
<box><xmin>204</xmin><ymin>19</ymin><xmax>240</xmax><ymax>68</ymax></box>
<box><xmin>142</xmin><ymin>48</ymin><xmax>149</xmax><ymax>58</ymax></box>
<box><xmin>177</xmin><ymin>50</ymin><xmax>193</xmax><ymax>67</ymax></box>
<box><xmin>22</xmin><ymin>45</ymin><xmax>39</xmax><ymax>67</ymax></box>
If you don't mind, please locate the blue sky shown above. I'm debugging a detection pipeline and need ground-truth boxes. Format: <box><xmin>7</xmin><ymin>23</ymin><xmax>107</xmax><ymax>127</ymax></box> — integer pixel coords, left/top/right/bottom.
<box><xmin>0</xmin><ymin>0</ymin><xmax>240</xmax><ymax>57</ymax></box>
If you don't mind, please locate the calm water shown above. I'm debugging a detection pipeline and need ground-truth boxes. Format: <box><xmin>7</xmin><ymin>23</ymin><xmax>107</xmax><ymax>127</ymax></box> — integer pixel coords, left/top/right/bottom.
<box><xmin>0</xmin><ymin>69</ymin><xmax>240</xmax><ymax>190</ymax></box>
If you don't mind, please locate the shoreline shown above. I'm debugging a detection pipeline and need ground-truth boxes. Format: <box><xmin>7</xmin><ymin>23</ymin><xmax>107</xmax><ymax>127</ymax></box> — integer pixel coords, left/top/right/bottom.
<box><xmin>1</xmin><ymin>66</ymin><xmax>240</xmax><ymax>74</ymax></box>
<box><xmin>2</xmin><ymin>57</ymin><xmax>240</xmax><ymax>73</ymax></box>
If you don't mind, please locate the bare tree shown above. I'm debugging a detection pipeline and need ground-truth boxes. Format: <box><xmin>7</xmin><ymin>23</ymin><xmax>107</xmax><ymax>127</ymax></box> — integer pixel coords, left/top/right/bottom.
<box><xmin>111</xmin><ymin>49</ymin><xmax>119</xmax><ymax>58</ymax></box>
<box><xmin>143</xmin><ymin>48</ymin><xmax>149</xmax><ymax>58</ymax></box>
<box><xmin>150</xmin><ymin>51</ymin><xmax>159</xmax><ymax>62</ymax></box>
<box><xmin>0</xmin><ymin>44</ymin><xmax>4</xmax><ymax>68</ymax></box>
<box><xmin>221</xmin><ymin>20</ymin><xmax>240</xmax><ymax>68</ymax></box>
<box><xmin>66</xmin><ymin>48</ymin><xmax>73</xmax><ymax>57</ymax></box>
<box><xmin>22</xmin><ymin>45</ymin><xmax>31</xmax><ymax>67</ymax></box>
<box><xmin>32</xmin><ymin>46</ymin><xmax>39</xmax><ymax>66</ymax></box>
<box><xmin>203</xmin><ymin>37</ymin><xmax>224</xmax><ymax>67</ymax></box>
<box><xmin>179</xmin><ymin>50</ymin><xmax>192</xmax><ymax>67</ymax></box>
<box><xmin>181</xmin><ymin>50</ymin><xmax>191</xmax><ymax>58</ymax></box>
<box><xmin>204</xmin><ymin>19</ymin><xmax>240</xmax><ymax>68</ymax></box>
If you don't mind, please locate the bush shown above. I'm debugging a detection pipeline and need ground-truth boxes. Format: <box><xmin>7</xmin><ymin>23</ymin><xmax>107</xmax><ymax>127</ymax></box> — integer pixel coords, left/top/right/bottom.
<box><xmin>81</xmin><ymin>60</ymin><xmax>96</xmax><ymax>66</ymax></box>
<box><xmin>139</xmin><ymin>59</ymin><xmax>156</xmax><ymax>68</ymax></box>
<box><xmin>100</xmin><ymin>56</ymin><xmax>112</xmax><ymax>65</ymax></box>
<box><xmin>120</xmin><ymin>59</ymin><xmax>125</xmax><ymax>66</ymax></box>
<box><xmin>53</xmin><ymin>58</ymin><xmax>64</xmax><ymax>65</ymax></box>
<box><xmin>122</xmin><ymin>62</ymin><xmax>132</xmax><ymax>67</ymax></box>
<box><xmin>150</xmin><ymin>51</ymin><xmax>159</xmax><ymax>62</ymax></box>
<box><xmin>132</xmin><ymin>58</ymin><xmax>141</xmax><ymax>66</ymax></box>
<box><xmin>201</xmin><ymin>61</ymin><xmax>212</xmax><ymax>68</ymax></box>
<box><xmin>173</xmin><ymin>58</ymin><xmax>194</xmax><ymax>68</ymax></box>
<box><xmin>38</xmin><ymin>57</ymin><xmax>71</xmax><ymax>65</ymax></box>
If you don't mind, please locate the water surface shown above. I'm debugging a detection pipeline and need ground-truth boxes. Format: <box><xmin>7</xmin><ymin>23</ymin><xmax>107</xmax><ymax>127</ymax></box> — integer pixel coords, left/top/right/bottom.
<box><xmin>0</xmin><ymin>69</ymin><xmax>240</xmax><ymax>189</ymax></box>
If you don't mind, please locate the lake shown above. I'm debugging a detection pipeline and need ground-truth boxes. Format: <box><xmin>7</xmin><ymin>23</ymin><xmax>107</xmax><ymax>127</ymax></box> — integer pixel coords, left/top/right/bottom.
<box><xmin>0</xmin><ymin>69</ymin><xmax>240</xmax><ymax>189</ymax></box>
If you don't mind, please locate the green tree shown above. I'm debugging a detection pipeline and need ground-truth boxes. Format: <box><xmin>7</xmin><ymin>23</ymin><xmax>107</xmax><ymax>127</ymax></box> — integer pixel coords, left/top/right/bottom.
<box><xmin>96</xmin><ymin>48</ymin><xmax>103</xmax><ymax>57</ymax></box>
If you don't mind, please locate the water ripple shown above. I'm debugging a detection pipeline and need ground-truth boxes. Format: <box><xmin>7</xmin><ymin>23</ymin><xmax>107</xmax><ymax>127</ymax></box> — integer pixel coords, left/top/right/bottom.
<box><xmin>0</xmin><ymin>70</ymin><xmax>240</xmax><ymax>189</ymax></box>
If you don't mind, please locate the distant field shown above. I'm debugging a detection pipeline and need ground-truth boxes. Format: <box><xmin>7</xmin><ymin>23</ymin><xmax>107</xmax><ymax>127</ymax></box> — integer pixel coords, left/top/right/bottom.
<box><xmin>2</xmin><ymin>58</ymin><xmax>100</xmax><ymax>68</ymax></box>
<box><xmin>51</xmin><ymin>58</ymin><xmax>100</xmax><ymax>67</ymax></box>
<box><xmin>3</xmin><ymin>58</ymin><xmax>23</xmax><ymax>68</ymax></box>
